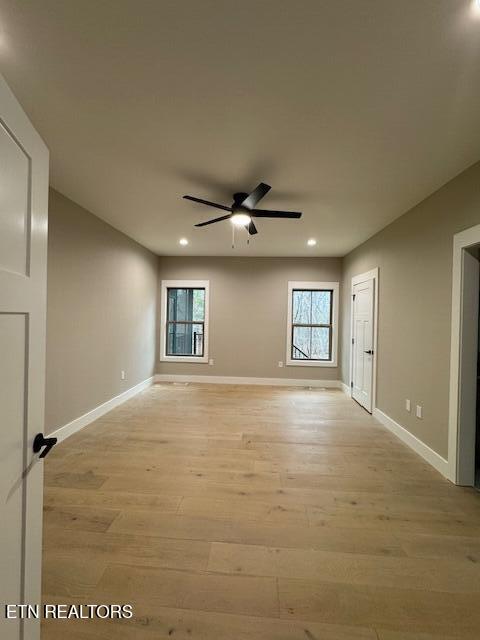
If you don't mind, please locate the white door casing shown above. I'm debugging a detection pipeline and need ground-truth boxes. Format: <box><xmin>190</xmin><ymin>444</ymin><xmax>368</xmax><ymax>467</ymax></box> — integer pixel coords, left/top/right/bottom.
<box><xmin>0</xmin><ymin>74</ymin><xmax>49</xmax><ymax>640</ymax></box>
<box><xmin>350</xmin><ymin>269</ymin><xmax>378</xmax><ymax>414</ymax></box>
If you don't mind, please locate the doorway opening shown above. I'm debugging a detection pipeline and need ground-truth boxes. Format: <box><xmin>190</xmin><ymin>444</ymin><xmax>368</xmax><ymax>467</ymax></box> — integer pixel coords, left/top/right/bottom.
<box><xmin>448</xmin><ymin>224</ymin><xmax>480</xmax><ymax>486</ymax></box>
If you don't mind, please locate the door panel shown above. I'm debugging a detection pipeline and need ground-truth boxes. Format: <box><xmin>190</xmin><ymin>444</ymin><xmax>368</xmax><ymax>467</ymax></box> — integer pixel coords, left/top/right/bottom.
<box><xmin>352</xmin><ymin>279</ymin><xmax>374</xmax><ymax>412</ymax></box>
<box><xmin>0</xmin><ymin>315</ymin><xmax>27</xmax><ymax>640</ymax></box>
<box><xmin>0</xmin><ymin>121</ymin><xmax>30</xmax><ymax>276</ymax></box>
<box><xmin>0</xmin><ymin>74</ymin><xmax>49</xmax><ymax>640</ymax></box>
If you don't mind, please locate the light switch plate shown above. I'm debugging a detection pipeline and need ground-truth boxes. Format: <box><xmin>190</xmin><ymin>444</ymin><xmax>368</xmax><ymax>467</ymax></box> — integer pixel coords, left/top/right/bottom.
<box><xmin>416</xmin><ymin>404</ymin><xmax>423</xmax><ymax>419</ymax></box>
<box><xmin>405</xmin><ymin>399</ymin><xmax>411</xmax><ymax>412</ymax></box>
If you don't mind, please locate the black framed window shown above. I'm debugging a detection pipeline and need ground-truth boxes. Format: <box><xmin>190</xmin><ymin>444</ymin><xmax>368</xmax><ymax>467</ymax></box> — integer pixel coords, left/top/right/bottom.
<box><xmin>291</xmin><ymin>288</ymin><xmax>333</xmax><ymax>361</ymax></box>
<box><xmin>166</xmin><ymin>287</ymin><xmax>205</xmax><ymax>357</ymax></box>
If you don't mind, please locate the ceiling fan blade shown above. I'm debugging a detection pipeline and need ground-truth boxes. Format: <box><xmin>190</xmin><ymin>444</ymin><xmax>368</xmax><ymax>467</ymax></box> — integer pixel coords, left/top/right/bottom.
<box><xmin>195</xmin><ymin>214</ymin><xmax>232</xmax><ymax>227</ymax></box>
<box><xmin>240</xmin><ymin>183</ymin><xmax>271</xmax><ymax>209</ymax></box>
<box><xmin>250</xmin><ymin>209</ymin><xmax>302</xmax><ymax>219</ymax></box>
<box><xmin>183</xmin><ymin>195</ymin><xmax>231</xmax><ymax>212</ymax></box>
<box><xmin>247</xmin><ymin>220</ymin><xmax>258</xmax><ymax>235</ymax></box>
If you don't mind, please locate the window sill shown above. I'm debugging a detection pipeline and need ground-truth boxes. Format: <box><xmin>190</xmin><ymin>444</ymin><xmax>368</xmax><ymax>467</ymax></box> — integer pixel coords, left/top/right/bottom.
<box><xmin>286</xmin><ymin>359</ymin><xmax>337</xmax><ymax>368</ymax></box>
<box><xmin>160</xmin><ymin>355</ymin><xmax>208</xmax><ymax>364</ymax></box>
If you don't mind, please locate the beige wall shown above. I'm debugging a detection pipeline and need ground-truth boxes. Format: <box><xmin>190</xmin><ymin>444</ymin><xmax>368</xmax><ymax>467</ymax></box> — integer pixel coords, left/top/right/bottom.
<box><xmin>157</xmin><ymin>257</ymin><xmax>342</xmax><ymax>380</ymax></box>
<box><xmin>45</xmin><ymin>189</ymin><xmax>158</xmax><ymax>434</ymax></box>
<box><xmin>341</xmin><ymin>161</ymin><xmax>480</xmax><ymax>459</ymax></box>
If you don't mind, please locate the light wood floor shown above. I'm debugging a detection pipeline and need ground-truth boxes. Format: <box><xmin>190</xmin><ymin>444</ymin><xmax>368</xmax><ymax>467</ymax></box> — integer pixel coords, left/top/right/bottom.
<box><xmin>42</xmin><ymin>383</ymin><xmax>480</xmax><ymax>640</ymax></box>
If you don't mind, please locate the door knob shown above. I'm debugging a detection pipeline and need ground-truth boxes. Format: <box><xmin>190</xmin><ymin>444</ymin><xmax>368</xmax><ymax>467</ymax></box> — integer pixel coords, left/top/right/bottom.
<box><xmin>364</xmin><ymin>350</ymin><xmax>374</xmax><ymax>355</ymax></box>
<box><xmin>33</xmin><ymin>433</ymin><xmax>57</xmax><ymax>459</ymax></box>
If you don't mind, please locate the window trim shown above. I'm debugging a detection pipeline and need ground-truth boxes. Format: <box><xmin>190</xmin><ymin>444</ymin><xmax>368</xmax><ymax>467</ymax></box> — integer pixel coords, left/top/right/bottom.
<box><xmin>286</xmin><ymin>281</ymin><xmax>339</xmax><ymax>367</ymax></box>
<box><xmin>160</xmin><ymin>279</ymin><xmax>210</xmax><ymax>363</ymax></box>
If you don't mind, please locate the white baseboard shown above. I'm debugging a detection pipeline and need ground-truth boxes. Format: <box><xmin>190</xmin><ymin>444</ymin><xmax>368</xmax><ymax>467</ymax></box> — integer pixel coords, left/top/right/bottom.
<box><xmin>373</xmin><ymin>407</ymin><xmax>449</xmax><ymax>479</ymax></box>
<box><xmin>155</xmin><ymin>373</ymin><xmax>341</xmax><ymax>388</ymax></box>
<box><xmin>50</xmin><ymin>376</ymin><xmax>154</xmax><ymax>444</ymax></box>
<box><xmin>340</xmin><ymin>381</ymin><xmax>351</xmax><ymax>396</ymax></box>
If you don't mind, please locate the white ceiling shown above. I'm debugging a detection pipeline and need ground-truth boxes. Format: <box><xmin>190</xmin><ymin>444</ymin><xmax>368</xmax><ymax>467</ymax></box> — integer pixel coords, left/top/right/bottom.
<box><xmin>1</xmin><ymin>1</ymin><xmax>480</xmax><ymax>256</ymax></box>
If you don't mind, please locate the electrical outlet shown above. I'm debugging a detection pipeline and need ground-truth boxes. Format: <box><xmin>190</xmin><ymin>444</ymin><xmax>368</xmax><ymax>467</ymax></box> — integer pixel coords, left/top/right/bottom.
<box><xmin>121</xmin><ymin>370</ymin><xmax>126</xmax><ymax>380</ymax></box>
<box><xmin>208</xmin><ymin>358</ymin><xmax>214</xmax><ymax>366</ymax></box>
<box><xmin>416</xmin><ymin>404</ymin><xmax>423</xmax><ymax>419</ymax></box>
<box><xmin>405</xmin><ymin>399</ymin><xmax>411</xmax><ymax>412</ymax></box>
<box><xmin>278</xmin><ymin>361</ymin><xmax>284</xmax><ymax>368</ymax></box>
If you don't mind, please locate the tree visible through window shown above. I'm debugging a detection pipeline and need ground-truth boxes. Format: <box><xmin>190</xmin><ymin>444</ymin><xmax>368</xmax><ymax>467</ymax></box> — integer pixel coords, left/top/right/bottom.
<box><xmin>291</xmin><ymin>289</ymin><xmax>332</xmax><ymax>360</ymax></box>
<box><xmin>166</xmin><ymin>288</ymin><xmax>205</xmax><ymax>356</ymax></box>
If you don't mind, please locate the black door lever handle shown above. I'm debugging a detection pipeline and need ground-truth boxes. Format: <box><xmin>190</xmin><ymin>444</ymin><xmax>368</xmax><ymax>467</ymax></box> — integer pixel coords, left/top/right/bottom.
<box><xmin>33</xmin><ymin>433</ymin><xmax>58</xmax><ymax>459</ymax></box>
<box><xmin>364</xmin><ymin>350</ymin><xmax>374</xmax><ymax>355</ymax></box>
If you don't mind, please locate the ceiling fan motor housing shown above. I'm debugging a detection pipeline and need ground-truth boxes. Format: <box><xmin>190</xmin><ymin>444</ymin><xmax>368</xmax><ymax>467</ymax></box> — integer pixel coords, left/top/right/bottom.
<box><xmin>232</xmin><ymin>192</ymin><xmax>249</xmax><ymax>210</ymax></box>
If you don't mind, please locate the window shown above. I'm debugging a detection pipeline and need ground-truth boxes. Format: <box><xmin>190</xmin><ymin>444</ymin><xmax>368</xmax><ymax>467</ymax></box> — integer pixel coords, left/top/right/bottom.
<box><xmin>167</xmin><ymin>288</ymin><xmax>205</xmax><ymax>356</ymax></box>
<box><xmin>286</xmin><ymin>281</ymin><xmax>339</xmax><ymax>367</ymax></box>
<box><xmin>160</xmin><ymin>280</ymin><xmax>209</xmax><ymax>362</ymax></box>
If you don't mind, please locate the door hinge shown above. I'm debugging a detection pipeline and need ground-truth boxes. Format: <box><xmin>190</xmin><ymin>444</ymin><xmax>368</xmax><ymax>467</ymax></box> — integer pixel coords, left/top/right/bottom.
<box><xmin>352</xmin><ymin>337</ymin><xmax>354</xmax><ymax>345</ymax></box>
<box><xmin>350</xmin><ymin>381</ymin><xmax>353</xmax><ymax>388</ymax></box>
<box><xmin>352</xmin><ymin>294</ymin><xmax>356</xmax><ymax>301</ymax></box>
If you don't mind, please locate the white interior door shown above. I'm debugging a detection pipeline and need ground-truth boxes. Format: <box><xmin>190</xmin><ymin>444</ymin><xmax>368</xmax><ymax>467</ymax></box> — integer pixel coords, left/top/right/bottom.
<box><xmin>0</xmin><ymin>75</ymin><xmax>49</xmax><ymax>640</ymax></box>
<box><xmin>352</xmin><ymin>278</ymin><xmax>375</xmax><ymax>412</ymax></box>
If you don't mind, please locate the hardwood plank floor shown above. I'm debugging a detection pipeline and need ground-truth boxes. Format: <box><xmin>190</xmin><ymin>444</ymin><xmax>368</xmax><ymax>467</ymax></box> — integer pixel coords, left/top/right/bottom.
<box><xmin>42</xmin><ymin>383</ymin><xmax>480</xmax><ymax>639</ymax></box>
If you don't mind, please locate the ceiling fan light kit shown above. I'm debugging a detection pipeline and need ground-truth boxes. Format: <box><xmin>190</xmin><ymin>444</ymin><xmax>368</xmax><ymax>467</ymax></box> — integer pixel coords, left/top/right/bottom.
<box><xmin>231</xmin><ymin>213</ymin><xmax>251</xmax><ymax>227</ymax></box>
<box><xmin>182</xmin><ymin>182</ymin><xmax>303</xmax><ymax>245</ymax></box>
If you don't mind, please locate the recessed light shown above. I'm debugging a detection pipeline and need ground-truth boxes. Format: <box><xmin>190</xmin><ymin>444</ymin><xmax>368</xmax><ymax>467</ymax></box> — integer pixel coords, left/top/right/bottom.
<box><xmin>307</xmin><ymin>238</ymin><xmax>317</xmax><ymax>246</ymax></box>
<box><xmin>179</xmin><ymin>238</ymin><xmax>189</xmax><ymax>246</ymax></box>
<box><xmin>231</xmin><ymin>213</ymin><xmax>252</xmax><ymax>227</ymax></box>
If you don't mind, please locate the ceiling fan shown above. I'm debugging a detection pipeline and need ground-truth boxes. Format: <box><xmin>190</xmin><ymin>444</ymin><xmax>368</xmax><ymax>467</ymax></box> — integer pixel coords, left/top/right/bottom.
<box><xmin>182</xmin><ymin>182</ymin><xmax>302</xmax><ymax>235</ymax></box>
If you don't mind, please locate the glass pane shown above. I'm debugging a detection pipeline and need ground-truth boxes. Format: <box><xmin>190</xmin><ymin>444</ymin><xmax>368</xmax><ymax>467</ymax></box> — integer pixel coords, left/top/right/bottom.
<box><xmin>167</xmin><ymin>289</ymin><xmax>175</xmax><ymax>321</ymax></box>
<box><xmin>311</xmin><ymin>326</ymin><xmax>331</xmax><ymax>360</ymax></box>
<box><xmin>292</xmin><ymin>326</ymin><xmax>311</xmax><ymax>359</ymax></box>
<box><xmin>167</xmin><ymin>321</ymin><xmax>188</xmax><ymax>354</ymax></box>
<box><xmin>192</xmin><ymin>289</ymin><xmax>205</xmax><ymax>321</ymax></box>
<box><xmin>292</xmin><ymin>290</ymin><xmax>312</xmax><ymax>324</ymax></box>
<box><xmin>292</xmin><ymin>326</ymin><xmax>331</xmax><ymax>360</ymax></box>
<box><xmin>168</xmin><ymin>288</ymin><xmax>205</xmax><ymax>322</ymax></box>
<box><xmin>168</xmin><ymin>288</ymin><xmax>187</xmax><ymax>321</ymax></box>
<box><xmin>312</xmin><ymin>290</ymin><xmax>332</xmax><ymax>325</ymax></box>
<box><xmin>167</xmin><ymin>322</ymin><xmax>204</xmax><ymax>356</ymax></box>
<box><xmin>192</xmin><ymin>323</ymin><xmax>204</xmax><ymax>356</ymax></box>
